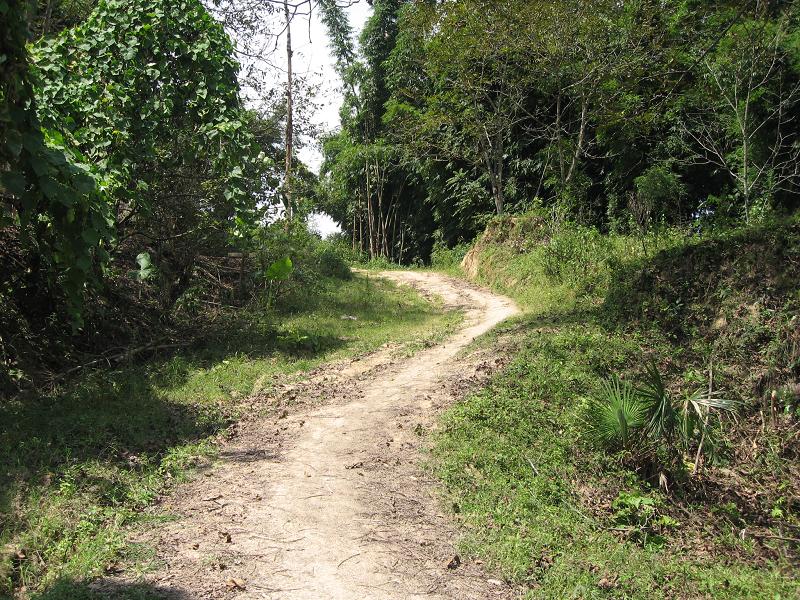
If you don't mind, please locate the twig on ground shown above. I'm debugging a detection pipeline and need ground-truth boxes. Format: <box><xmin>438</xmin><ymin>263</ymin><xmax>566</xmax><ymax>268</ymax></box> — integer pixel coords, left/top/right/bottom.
<box><xmin>337</xmin><ymin>552</ymin><xmax>362</xmax><ymax>569</ymax></box>
<box><xmin>55</xmin><ymin>340</ymin><xmax>191</xmax><ymax>381</ymax></box>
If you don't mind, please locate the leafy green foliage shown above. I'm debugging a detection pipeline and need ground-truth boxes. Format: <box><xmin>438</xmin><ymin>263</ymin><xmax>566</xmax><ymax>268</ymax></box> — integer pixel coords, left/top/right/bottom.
<box><xmin>1</xmin><ymin>0</ymin><xmax>111</xmax><ymax>322</ymax></box>
<box><xmin>2</xmin><ymin>0</ymin><xmax>267</xmax><ymax>335</ymax></box>
<box><xmin>430</xmin><ymin>239</ymin><xmax>470</xmax><ymax>271</ymax></box>
<box><xmin>265</xmin><ymin>257</ymin><xmax>293</xmax><ymax>281</ymax></box>
<box><xmin>582</xmin><ymin>362</ymin><xmax>738</xmax><ymax>473</ymax></box>
<box><xmin>1</xmin><ymin>0</ymin><xmax>277</xmax><ymax>394</ymax></box>
<box><xmin>324</xmin><ymin>1</ymin><xmax>800</xmax><ymax>265</ymax></box>
<box><xmin>29</xmin><ymin>0</ymin><xmax>263</xmax><ymax>227</ymax></box>
<box><xmin>584</xmin><ymin>376</ymin><xmax>647</xmax><ymax>451</ymax></box>
<box><xmin>131</xmin><ymin>252</ymin><xmax>156</xmax><ymax>282</ymax></box>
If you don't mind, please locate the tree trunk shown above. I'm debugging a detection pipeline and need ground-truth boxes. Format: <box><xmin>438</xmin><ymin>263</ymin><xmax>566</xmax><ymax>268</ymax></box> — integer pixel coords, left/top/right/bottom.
<box><xmin>566</xmin><ymin>95</ymin><xmax>588</xmax><ymax>184</ymax></box>
<box><xmin>283</xmin><ymin>0</ymin><xmax>294</xmax><ymax>223</ymax></box>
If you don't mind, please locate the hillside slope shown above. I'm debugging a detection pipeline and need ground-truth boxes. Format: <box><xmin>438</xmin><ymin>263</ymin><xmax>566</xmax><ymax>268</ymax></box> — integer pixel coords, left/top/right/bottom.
<box><xmin>433</xmin><ymin>214</ymin><xmax>799</xmax><ymax>598</ymax></box>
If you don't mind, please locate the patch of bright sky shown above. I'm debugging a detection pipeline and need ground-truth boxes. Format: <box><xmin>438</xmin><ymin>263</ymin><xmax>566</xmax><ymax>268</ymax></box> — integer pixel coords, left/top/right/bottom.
<box><xmin>246</xmin><ymin>1</ymin><xmax>371</xmax><ymax>237</ymax></box>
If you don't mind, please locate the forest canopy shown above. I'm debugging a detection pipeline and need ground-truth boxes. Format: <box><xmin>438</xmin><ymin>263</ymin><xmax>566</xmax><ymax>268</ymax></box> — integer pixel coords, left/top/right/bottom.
<box><xmin>320</xmin><ymin>0</ymin><xmax>800</xmax><ymax>262</ymax></box>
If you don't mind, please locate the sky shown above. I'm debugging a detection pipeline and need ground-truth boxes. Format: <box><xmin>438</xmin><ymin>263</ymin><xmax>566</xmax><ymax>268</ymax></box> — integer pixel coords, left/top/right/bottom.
<box><xmin>249</xmin><ymin>1</ymin><xmax>372</xmax><ymax>237</ymax></box>
<box><xmin>289</xmin><ymin>1</ymin><xmax>371</xmax><ymax>170</ymax></box>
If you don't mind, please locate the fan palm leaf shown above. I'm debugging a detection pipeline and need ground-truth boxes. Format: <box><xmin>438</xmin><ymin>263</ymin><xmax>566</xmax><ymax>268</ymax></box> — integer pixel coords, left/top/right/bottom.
<box><xmin>637</xmin><ymin>361</ymin><xmax>677</xmax><ymax>441</ymax></box>
<box><xmin>585</xmin><ymin>376</ymin><xmax>648</xmax><ymax>450</ymax></box>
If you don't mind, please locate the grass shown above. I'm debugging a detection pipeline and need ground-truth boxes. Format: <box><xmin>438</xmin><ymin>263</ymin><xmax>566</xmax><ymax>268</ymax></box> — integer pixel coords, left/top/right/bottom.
<box><xmin>431</xmin><ymin>213</ymin><xmax>799</xmax><ymax>598</ymax></box>
<box><xmin>0</xmin><ymin>272</ymin><xmax>457</xmax><ymax>599</ymax></box>
<box><xmin>435</xmin><ymin>320</ymin><xmax>797</xmax><ymax>598</ymax></box>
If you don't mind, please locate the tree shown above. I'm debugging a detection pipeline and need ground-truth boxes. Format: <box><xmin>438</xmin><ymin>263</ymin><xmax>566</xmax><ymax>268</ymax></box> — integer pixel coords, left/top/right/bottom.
<box><xmin>1</xmin><ymin>0</ymin><xmax>109</xmax><ymax>321</ymax></box>
<box><xmin>681</xmin><ymin>13</ymin><xmax>800</xmax><ymax>222</ymax></box>
<box><xmin>2</xmin><ymin>0</ymin><xmax>267</xmax><ymax>322</ymax></box>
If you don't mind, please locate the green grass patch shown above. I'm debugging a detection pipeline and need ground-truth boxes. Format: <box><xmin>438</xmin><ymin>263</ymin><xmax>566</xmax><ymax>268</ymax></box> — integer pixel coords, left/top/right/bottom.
<box><xmin>433</xmin><ymin>212</ymin><xmax>799</xmax><ymax>598</ymax></box>
<box><xmin>435</xmin><ymin>318</ymin><xmax>797</xmax><ymax>598</ymax></box>
<box><xmin>0</xmin><ymin>273</ymin><xmax>456</xmax><ymax>598</ymax></box>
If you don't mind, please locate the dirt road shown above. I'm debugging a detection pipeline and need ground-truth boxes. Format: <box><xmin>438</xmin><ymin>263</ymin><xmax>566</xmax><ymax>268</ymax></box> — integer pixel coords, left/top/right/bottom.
<box><xmin>124</xmin><ymin>271</ymin><xmax>518</xmax><ymax>599</ymax></box>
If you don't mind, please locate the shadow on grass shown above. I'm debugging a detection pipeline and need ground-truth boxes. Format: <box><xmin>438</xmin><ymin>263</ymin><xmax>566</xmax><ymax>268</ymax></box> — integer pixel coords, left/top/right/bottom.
<box><xmin>0</xmin><ymin>318</ymin><xmax>345</xmax><ymax>497</ymax></box>
<box><xmin>494</xmin><ymin>305</ymin><xmax>605</xmax><ymax>337</ymax></box>
<box><xmin>0</xmin><ymin>275</ymin><xmax>425</xmax><ymax>538</ymax></box>
<box><xmin>0</xmin><ymin>376</ymin><xmax>224</xmax><ymax>536</ymax></box>
<box><xmin>31</xmin><ymin>577</ymin><xmax>189</xmax><ymax>600</ymax></box>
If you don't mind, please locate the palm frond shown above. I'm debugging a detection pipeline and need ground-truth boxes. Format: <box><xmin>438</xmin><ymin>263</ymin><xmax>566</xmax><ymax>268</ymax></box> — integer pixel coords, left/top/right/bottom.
<box><xmin>685</xmin><ymin>389</ymin><xmax>740</xmax><ymax>414</ymax></box>
<box><xmin>584</xmin><ymin>376</ymin><xmax>647</xmax><ymax>450</ymax></box>
<box><xmin>637</xmin><ymin>361</ymin><xmax>677</xmax><ymax>441</ymax></box>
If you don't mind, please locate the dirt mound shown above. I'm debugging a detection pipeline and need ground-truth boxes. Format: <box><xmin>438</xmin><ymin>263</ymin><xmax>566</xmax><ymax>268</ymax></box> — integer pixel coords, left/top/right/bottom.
<box><xmin>606</xmin><ymin>219</ymin><xmax>800</xmax><ymax>402</ymax></box>
<box><xmin>460</xmin><ymin>213</ymin><xmax>550</xmax><ymax>282</ymax></box>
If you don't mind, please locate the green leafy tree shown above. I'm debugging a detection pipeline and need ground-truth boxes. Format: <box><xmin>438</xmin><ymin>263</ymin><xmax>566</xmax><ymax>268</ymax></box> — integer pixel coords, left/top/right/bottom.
<box><xmin>1</xmin><ymin>0</ymin><xmax>110</xmax><ymax>321</ymax></box>
<box><xmin>28</xmin><ymin>0</ymin><xmax>266</xmax><ymax>309</ymax></box>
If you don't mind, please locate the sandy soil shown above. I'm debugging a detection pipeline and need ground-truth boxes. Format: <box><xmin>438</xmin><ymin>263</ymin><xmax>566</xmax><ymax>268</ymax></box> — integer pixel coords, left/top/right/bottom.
<box><xmin>112</xmin><ymin>271</ymin><xmax>519</xmax><ymax>599</ymax></box>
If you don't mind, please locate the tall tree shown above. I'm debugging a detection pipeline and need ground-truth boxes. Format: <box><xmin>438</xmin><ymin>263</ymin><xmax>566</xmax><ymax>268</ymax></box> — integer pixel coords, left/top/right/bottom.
<box><xmin>283</xmin><ymin>0</ymin><xmax>295</xmax><ymax>222</ymax></box>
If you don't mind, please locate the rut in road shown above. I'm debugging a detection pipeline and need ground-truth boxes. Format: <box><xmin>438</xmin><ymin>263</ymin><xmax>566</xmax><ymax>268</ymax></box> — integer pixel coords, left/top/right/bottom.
<box><xmin>119</xmin><ymin>271</ymin><xmax>518</xmax><ymax>599</ymax></box>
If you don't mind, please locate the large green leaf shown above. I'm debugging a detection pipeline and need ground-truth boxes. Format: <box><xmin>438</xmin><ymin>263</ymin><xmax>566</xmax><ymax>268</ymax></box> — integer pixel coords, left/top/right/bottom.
<box><xmin>131</xmin><ymin>251</ymin><xmax>156</xmax><ymax>281</ymax></box>
<box><xmin>265</xmin><ymin>257</ymin><xmax>293</xmax><ymax>281</ymax></box>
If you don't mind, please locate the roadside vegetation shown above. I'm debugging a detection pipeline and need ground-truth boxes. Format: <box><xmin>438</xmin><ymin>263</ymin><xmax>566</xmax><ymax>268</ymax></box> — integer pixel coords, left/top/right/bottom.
<box><xmin>432</xmin><ymin>213</ymin><xmax>799</xmax><ymax>598</ymax></box>
<box><xmin>1</xmin><ymin>231</ymin><xmax>454</xmax><ymax>597</ymax></box>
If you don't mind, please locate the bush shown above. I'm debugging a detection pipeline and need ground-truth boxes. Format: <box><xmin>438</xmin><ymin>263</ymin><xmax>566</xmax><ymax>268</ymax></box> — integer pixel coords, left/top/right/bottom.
<box><xmin>582</xmin><ymin>362</ymin><xmax>738</xmax><ymax>477</ymax></box>
<box><xmin>321</xmin><ymin>232</ymin><xmax>365</xmax><ymax>263</ymax></box>
<box><xmin>430</xmin><ymin>239</ymin><xmax>471</xmax><ymax>270</ymax></box>
<box><xmin>317</xmin><ymin>246</ymin><xmax>352</xmax><ymax>280</ymax></box>
<box><xmin>541</xmin><ymin>223</ymin><xmax>612</xmax><ymax>289</ymax></box>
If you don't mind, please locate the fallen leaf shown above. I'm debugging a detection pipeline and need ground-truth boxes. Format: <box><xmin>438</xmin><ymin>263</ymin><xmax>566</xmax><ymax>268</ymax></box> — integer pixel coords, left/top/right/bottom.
<box><xmin>225</xmin><ymin>578</ymin><xmax>246</xmax><ymax>590</ymax></box>
<box><xmin>597</xmin><ymin>575</ymin><xmax>618</xmax><ymax>589</ymax></box>
<box><xmin>219</xmin><ymin>531</ymin><xmax>232</xmax><ymax>543</ymax></box>
<box><xmin>446</xmin><ymin>555</ymin><xmax>461</xmax><ymax>570</ymax></box>
<box><xmin>104</xmin><ymin>562</ymin><xmax>124</xmax><ymax>574</ymax></box>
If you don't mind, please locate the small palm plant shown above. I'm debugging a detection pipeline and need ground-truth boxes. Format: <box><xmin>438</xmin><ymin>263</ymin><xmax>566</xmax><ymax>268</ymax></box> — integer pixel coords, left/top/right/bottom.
<box><xmin>584</xmin><ymin>362</ymin><xmax>739</xmax><ymax>474</ymax></box>
<box><xmin>584</xmin><ymin>375</ymin><xmax>648</xmax><ymax>451</ymax></box>
<box><xmin>637</xmin><ymin>361</ymin><xmax>738</xmax><ymax>467</ymax></box>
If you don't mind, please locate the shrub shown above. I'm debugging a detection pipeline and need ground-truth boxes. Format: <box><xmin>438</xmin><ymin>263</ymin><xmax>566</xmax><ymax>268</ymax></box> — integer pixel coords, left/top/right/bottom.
<box><xmin>582</xmin><ymin>362</ymin><xmax>738</xmax><ymax>477</ymax></box>
<box><xmin>611</xmin><ymin>490</ymin><xmax>678</xmax><ymax>547</ymax></box>
<box><xmin>633</xmin><ymin>164</ymin><xmax>687</xmax><ymax>226</ymax></box>
<box><xmin>320</xmin><ymin>232</ymin><xmax>365</xmax><ymax>264</ymax></box>
<box><xmin>541</xmin><ymin>224</ymin><xmax>612</xmax><ymax>289</ymax></box>
<box><xmin>317</xmin><ymin>247</ymin><xmax>352</xmax><ymax>280</ymax></box>
<box><xmin>430</xmin><ymin>239</ymin><xmax>471</xmax><ymax>270</ymax></box>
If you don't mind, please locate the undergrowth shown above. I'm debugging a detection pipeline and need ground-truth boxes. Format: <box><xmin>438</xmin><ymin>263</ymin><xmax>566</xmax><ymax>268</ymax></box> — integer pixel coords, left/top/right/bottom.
<box><xmin>434</xmin><ymin>211</ymin><xmax>799</xmax><ymax>598</ymax></box>
<box><xmin>0</xmin><ymin>273</ymin><xmax>454</xmax><ymax>598</ymax></box>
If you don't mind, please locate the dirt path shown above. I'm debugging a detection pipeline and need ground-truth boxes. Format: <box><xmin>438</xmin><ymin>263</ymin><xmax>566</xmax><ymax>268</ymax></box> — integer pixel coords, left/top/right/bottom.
<box><xmin>122</xmin><ymin>271</ymin><xmax>518</xmax><ymax>599</ymax></box>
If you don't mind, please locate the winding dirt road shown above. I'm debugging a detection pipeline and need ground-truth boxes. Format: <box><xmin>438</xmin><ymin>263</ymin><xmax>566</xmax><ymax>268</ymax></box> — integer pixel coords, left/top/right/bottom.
<box><xmin>123</xmin><ymin>271</ymin><xmax>518</xmax><ymax>599</ymax></box>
